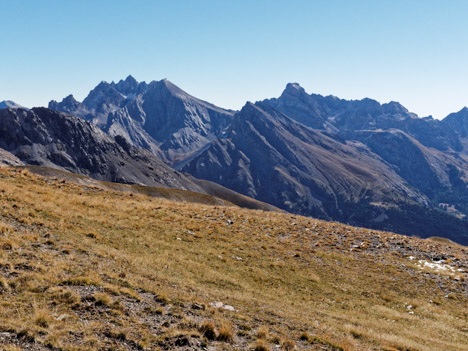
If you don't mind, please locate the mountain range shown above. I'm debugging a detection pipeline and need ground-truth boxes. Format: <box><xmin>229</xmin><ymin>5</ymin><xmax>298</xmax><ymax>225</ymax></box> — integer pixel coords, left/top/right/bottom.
<box><xmin>2</xmin><ymin>76</ymin><xmax>467</xmax><ymax>244</ymax></box>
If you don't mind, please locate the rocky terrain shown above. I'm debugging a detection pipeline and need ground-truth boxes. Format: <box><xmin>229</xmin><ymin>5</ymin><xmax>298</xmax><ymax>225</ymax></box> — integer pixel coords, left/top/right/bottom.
<box><xmin>263</xmin><ymin>83</ymin><xmax>464</xmax><ymax>153</ymax></box>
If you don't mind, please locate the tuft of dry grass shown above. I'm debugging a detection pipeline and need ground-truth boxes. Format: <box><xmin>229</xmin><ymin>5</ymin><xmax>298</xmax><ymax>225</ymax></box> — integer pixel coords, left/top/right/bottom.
<box><xmin>217</xmin><ymin>322</ymin><xmax>234</xmax><ymax>343</ymax></box>
<box><xmin>51</xmin><ymin>287</ymin><xmax>81</xmax><ymax>305</ymax></box>
<box><xmin>282</xmin><ymin>338</ymin><xmax>296</xmax><ymax>350</ymax></box>
<box><xmin>34</xmin><ymin>310</ymin><xmax>52</xmax><ymax>328</ymax></box>
<box><xmin>253</xmin><ymin>339</ymin><xmax>271</xmax><ymax>351</ymax></box>
<box><xmin>93</xmin><ymin>292</ymin><xmax>113</xmax><ymax>306</ymax></box>
<box><xmin>119</xmin><ymin>287</ymin><xmax>141</xmax><ymax>301</ymax></box>
<box><xmin>0</xmin><ymin>277</ymin><xmax>10</xmax><ymax>293</ymax></box>
<box><xmin>256</xmin><ymin>326</ymin><xmax>269</xmax><ymax>339</ymax></box>
<box><xmin>199</xmin><ymin>321</ymin><xmax>216</xmax><ymax>340</ymax></box>
<box><xmin>63</xmin><ymin>275</ymin><xmax>101</xmax><ymax>286</ymax></box>
<box><xmin>3</xmin><ymin>345</ymin><xmax>22</xmax><ymax>351</ymax></box>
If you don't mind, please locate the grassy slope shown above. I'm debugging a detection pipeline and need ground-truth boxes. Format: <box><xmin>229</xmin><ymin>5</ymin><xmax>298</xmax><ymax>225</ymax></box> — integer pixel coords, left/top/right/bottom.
<box><xmin>0</xmin><ymin>167</ymin><xmax>466</xmax><ymax>351</ymax></box>
<box><xmin>23</xmin><ymin>165</ymin><xmax>281</xmax><ymax>212</ymax></box>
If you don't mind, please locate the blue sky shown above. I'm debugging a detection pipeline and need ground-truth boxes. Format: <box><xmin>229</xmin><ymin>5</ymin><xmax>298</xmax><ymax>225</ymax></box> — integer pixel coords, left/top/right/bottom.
<box><xmin>1</xmin><ymin>0</ymin><xmax>467</xmax><ymax>119</ymax></box>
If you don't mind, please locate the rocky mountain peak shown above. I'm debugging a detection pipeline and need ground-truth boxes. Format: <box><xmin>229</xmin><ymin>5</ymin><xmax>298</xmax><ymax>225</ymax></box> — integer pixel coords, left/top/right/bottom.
<box><xmin>82</xmin><ymin>81</ymin><xmax>125</xmax><ymax>112</ymax></box>
<box><xmin>235</xmin><ymin>101</ymin><xmax>265</xmax><ymax>121</ymax></box>
<box><xmin>62</xmin><ymin>94</ymin><xmax>78</xmax><ymax>104</ymax></box>
<box><xmin>115</xmin><ymin>75</ymin><xmax>140</xmax><ymax>95</ymax></box>
<box><xmin>0</xmin><ymin>100</ymin><xmax>28</xmax><ymax>110</ymax></box>
<box><xmin>282</xmin><ymin>82</ymin><xmax>307</xmax><ymax>97</ymax></box>
<box><xmin>443</xmin><ymin>106</ymin><xmax>468</xmax><ymax>122</ymax></box>
<box><xmin>48</xmin><ymin>77</ymin><xmax>234</xmax><ymax>164</ymax></box>
<box><xmin>154</xmin><ymin>78</ymin><xmax>186</xmax><ymax>98</ymax></box>
<box><xmin>441</xmin><ymin>106</ymin><xmax>468</xmax><ymax>137</ymax></box>
<box><xmin>125</xmin><ymin>74</ymin><xmax>137</xmax><ymax>84</ymax></box>
<box><xmin>48</xmin><ymin>94</ymin><xmax>87</xmax><ymax>115</ymax></box>
<box><xmin>382</xmin><ymin>101</ymin><xmax>410</xmax><ymax>115</ymax></box>
<box><xmin>458</xmin><ymin>106</ymin><xmax>468</xmax><ymax>115</ymax></box>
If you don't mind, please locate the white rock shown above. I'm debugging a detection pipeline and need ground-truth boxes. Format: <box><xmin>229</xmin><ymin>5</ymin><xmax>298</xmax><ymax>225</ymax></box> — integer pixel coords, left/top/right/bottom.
<box><xmin>209</xmin><ymin>301</ymin><xmax>236</xmax><ymax>311</ymax></box>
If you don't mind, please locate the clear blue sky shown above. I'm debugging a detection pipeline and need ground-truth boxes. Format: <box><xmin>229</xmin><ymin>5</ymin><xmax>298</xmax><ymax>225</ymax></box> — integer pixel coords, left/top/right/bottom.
<box><xmin>1</xmin><ymin>0</ymin><xmax>467</xmax><ymax>119</ymax></box>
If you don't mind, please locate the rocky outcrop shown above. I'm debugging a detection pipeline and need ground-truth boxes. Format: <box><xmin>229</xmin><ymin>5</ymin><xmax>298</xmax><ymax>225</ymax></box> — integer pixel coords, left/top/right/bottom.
<box><xmin>0</xmin><ymin>148</ymin><xmax>23</xmax><ymax>166</ymax></box>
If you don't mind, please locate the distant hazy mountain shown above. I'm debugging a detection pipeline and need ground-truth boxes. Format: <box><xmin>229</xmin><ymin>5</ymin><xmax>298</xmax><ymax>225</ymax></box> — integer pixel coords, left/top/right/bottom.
<box><xmin>49</xmin><ymin>76</ymin><xmax>234</xmax><ymax>164</ymax></box>
<box><xmin>0</xmin><ymin>100</ymin><xmax>28</xmax><ymax>110</ymax></box>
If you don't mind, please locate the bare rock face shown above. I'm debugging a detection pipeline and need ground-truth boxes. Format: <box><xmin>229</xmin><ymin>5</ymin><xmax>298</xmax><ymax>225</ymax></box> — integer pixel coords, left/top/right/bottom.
<box><xmin>0</xmin><ymin>107</ymin><xmax>205</xmax><ymax>191</ymax></box>
<box><xmin>49</xmin><ymin>76</ymin><xmax>234</xmax><ymax>165</ymax></box>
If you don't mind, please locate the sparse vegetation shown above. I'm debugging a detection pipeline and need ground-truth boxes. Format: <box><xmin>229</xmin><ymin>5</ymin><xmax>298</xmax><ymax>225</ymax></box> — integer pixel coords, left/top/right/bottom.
<box><xmin>253</xmin><ymin>339</ymin><xmax>271</xmax><ymax>351</ymax></box>
<box><xmin>0</xmin><ymin>166</ymin><xmax>466</xmax><ymax>350</ymax></box>
<box><xmin>93</xmin><ymin>292</ymin><xmax>113</xmax><ymax>306</ymax></box>
<box><xmin>217</xmin><ymin>322</ymin><xmax>234</xmax><ymax>343</ymax></box>
<box><xmin>33</xmin><ymin>310</ymin><xmax>51</xmax><ymax>328</ymax></box>
<box><xmin>282</xmin><ymin>338</ymin><xmax>296</xmax><ymax>350</ymax></box>
<box><xmin>199</xmin><ymin>321</ymin><xmax>216</xmax><ymax>340</ymax></box>
<box><xmin>256</xmin><ymin>326</ymin><xmax>269</xmax><ymax>339</ymax></box>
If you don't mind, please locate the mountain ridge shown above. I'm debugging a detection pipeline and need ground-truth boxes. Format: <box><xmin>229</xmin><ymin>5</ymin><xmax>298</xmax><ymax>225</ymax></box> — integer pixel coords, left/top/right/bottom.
<box><xmin>0</xmin><ymin>107</ymin><xmax>278</xmax><ymax>213</ymax></box>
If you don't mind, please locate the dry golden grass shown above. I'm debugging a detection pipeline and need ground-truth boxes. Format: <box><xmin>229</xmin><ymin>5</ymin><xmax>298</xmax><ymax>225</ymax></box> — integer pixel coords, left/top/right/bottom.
<box><xmin>199</xmin><ymin>320</ymin><xmax>216</xmax><ymax>340</ymax></box>
<box><xmin>256</xmin><ymin>326</ymin><xmax>269</xmax><ymax>339</ymax></box>
<box><xmin>0</xmin><ymin>166</ymin><xmax>466</xmax><ymax>350</ymax></box>
<box><xmin>253</xmin><ymin>339</ymin><xmax>271</xmax><ymax>351</ymax></box>
<box><xmin>217</xmin><ymin>321</ymin><xmax>234</xmax><ymax>343</ymax></box>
